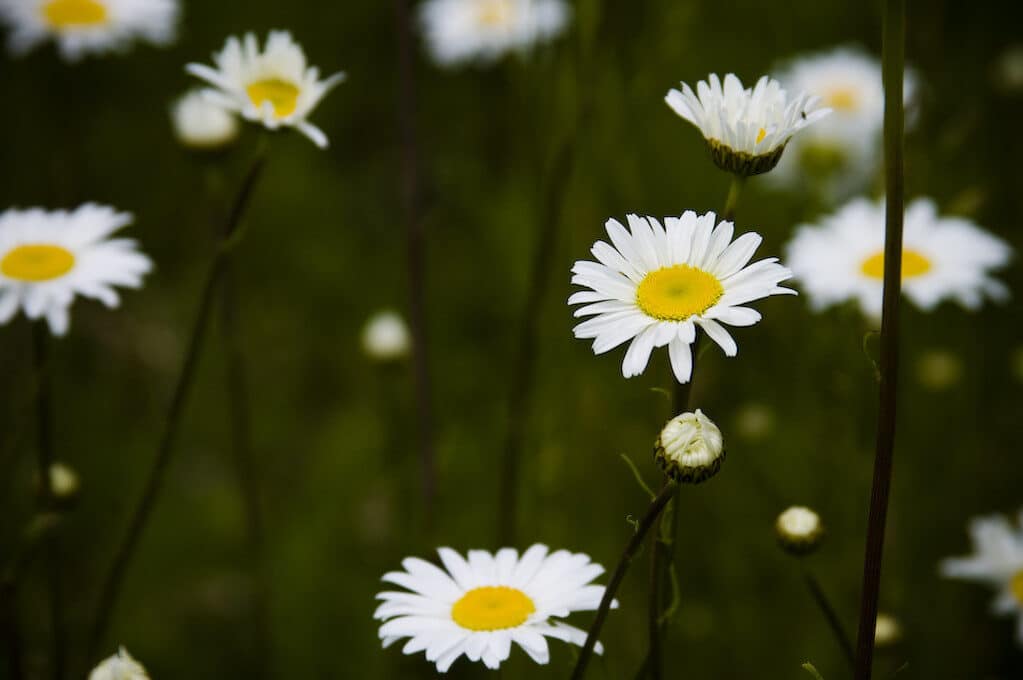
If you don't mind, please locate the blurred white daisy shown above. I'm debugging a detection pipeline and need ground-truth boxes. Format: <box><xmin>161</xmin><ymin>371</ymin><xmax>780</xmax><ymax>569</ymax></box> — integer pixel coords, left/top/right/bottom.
<box><xmin>89</xmin><ymin>646</ymin><xmax>149</xmax><ymax>680</ymax></box>
<box><xmin>785</xmin><ymin>197</ymin><xmax>1011</xmax><ymax>318</ymax></box>
<box><xmin>940</xmin><ymin>510</ymin><xmax>1023</xmax><ymax>645</ymax></box>
<box><xmin>186</xmin><ymin>31</ymin><xmax>345</xmax><ymax>149</ymax></box>
<box><xmin>0</xmin><ymin>205</ymin><xmax>152</xmax><ymax>336</ymax></box>
<box><xmin>375</xmin><ymin>544</ymin><xmax>613</xmax><ymax>672</ymax></box>
<box><xmin>0</xmin><ymin>0</ymin><xmax>178</xmax><ymax>61</ymax></box>
<box><xmin>570</xmin><ymin>211</ymin><xmax>795</xmax><ymax>384</ymax></box>
<box><xmin>418</xmin><ymin>0</ymin><xmax>570</xmax><ymax>67</ymax></box>
<box><xmin>170</xmin><ymin>89</ymin><xmax>239</xmax><ymax>151</ymax></box>
<box><xmin>665</xmin><ymin>73</ymin><xmax>830</xmax><ymax>176</ymax></box>
<box><xmin>362</xmin><ymin>309</ymin><xmax>411</xmax><ymax>362</ymax></box>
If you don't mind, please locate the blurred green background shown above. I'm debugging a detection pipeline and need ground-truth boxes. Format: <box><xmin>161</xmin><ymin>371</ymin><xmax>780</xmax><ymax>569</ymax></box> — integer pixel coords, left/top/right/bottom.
<box><xmin>1</xmin><ymin>0</ymin><xmax>1022</xmax><ymax>678</ymax></box>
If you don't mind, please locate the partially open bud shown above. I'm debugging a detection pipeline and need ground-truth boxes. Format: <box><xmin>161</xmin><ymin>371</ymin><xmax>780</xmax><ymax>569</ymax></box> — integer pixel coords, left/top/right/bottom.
<box><xmin>874</xmin><ymin>612</ymin><xmax>902</xmax><ymax>647</ymax></box>
<box><xmin>775</xmin><ymin>506</ymin><xmax>824</xmax><ymax>555</ymax></box>
<box><xmin>89</xmin><ymin>647</ymin><xmax>149</xmax><ymax>680</ymax></box>
<box><xmin>362</xmin><ymin>310</ymin><xmax>411</xmax><ymax>362</ymax></box>
<box><xmin>654</xmin><ymin>409</ymin><xmax>725</xmax><ymax>484</ymax></box>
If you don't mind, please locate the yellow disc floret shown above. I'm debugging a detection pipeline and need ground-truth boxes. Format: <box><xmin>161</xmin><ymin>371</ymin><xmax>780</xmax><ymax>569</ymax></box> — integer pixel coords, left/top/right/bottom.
<box><xmin>451</xmin><ymin>586</ymin><xmax>535</xmax><ymax>631</ymax></box>
<box><xmin>860</xmin><ymin>249</ymin><xmax>932</xmax><ymax>280</ymax></box>
<box><xmin>42</xmin><ymin>0</ymin><xmax>108</xmax><ymax>28</ymax></box>
<box><xmin>826</xmin><ymin>87</ymin><xmax>859</xmax><ymax>111</ymax></box>
<box><xmin>246</xmin><ymin>79</ymin><xmax>301</xmax><ymax>118</ymax></box>
<box><xmin>1</xmin><ymin>244</ymin><xmax>76</xmax><ymax>282</ymax></box>
<box><xmin>636</xmin><ymin>265</ymin><xmax>724</xmax><ymax>320</ymax></box>
<box><xmin>1012</xmin><ymin>570</ymin><xmax>1023</xmax><ymax>605</ymax></box>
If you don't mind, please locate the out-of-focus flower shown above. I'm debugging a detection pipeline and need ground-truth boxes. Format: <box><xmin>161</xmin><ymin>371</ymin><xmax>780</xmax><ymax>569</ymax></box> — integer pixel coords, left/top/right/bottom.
<box><xmin>993</xmin><ymin>44</ymin><xmax>1023</xmax><ymax>94</ymax></box>
<box><xmin>785</xmin><ymin>197</ymin><xmax>1011</xmax><ymax>318</ymax></box>
<box><xmin>570</xmin><ymin>211</ymin><xmax>795</xmax><ymax>383</ymax></box>
<box><xmin>375</xmin><ymin>544</ymin><xmax>614</xmax><ymax>672</ymax></box>
<box><xmin>0</xmin><ymin>205</ymin><xmax>152</xmax><ymax>336</ymax></box>
<box><xmin>655</xmin><ymin>409</ymin><xmax>724</xmax><ymax>484</ymax></box>
<box><xmin>874</xmin><ymin>612</ymin><xmax>902</xmax><ymax>647</ymax></box>
<box><xmin>734</xmin><ymin>402</ymin><xmax>774</xmax><ymax>442</ymax></box>
<box><xmin>89</xmin><ymin>647</ymin><xmax>149</xmax><ymax>680</ymax></box>
<box><xmin>418</xmin><ymin>0</ymin><xmax>570</xmax><ymax>67</ymax></box>
<box><xmin>170</xmin><ymin>89</ymin><xmax>239</xmax><ymax>150</ymax></box>
<box><xmin>0</xmin><ymin>0</ymin><xmax>178</xmax><ymax>61</ymax></box>
<box><xmin>362</xmin><ymin>310</ymin><xmax>411</xmax><ymax>362</ymax></box>
<box><xmin>47</xmin><ymin>461</ymin><xmax>80</xmax><ymax>503</ymax></box>
<box><xmin>940</xmin><ymin>510</ymin><xmax>1023</xmax><ymax>646</ymax></box>
<box><xmin>915</xmin><ymin>349</ymin><xmax>963</xmax><ymax>391</ymax></box>
<box><xmin>665</xmin><ymin>73</ymin><xmax>829</xmax><ymax>176</ymax></box>
<box><xmin>186</xmin><ymin>31</ymin><xmax>345</xmax><ymax>149</ymax></box>
<box><xmin>775</xmin><ymin>506</ymin><xmax>824</xmax><ymax>556</ymax></box>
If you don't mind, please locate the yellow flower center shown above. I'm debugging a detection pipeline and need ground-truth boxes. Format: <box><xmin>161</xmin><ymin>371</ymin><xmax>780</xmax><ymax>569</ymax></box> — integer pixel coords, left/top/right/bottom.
<box><xmin>477</xmin><ymin>0</ymin><xmax>515</xmax><ymax>26</ymax></box>
<box><xmin>450</xmin><ymin>586</ymin><xmax>535</xmax><ymax>631</ymax></box>
<box><xmin>246</xmin><ymin>79</ymin><xmax>300</xmax><ymax>119</ymax></box>
<box><xmin>1012</xmin><ymin>571</ymin><xmax>1023</xmax><ymax>605</ymax></box>
<box><xmin>636</xmin><ymin>265</ymin><xmax>724</xmax><ymax>321</ymax></box>
<box><xmin>860</xmin><ymin>249</ymin><xmax>932</xmax><ymax>280</ymax></box>
<box><xmin>826</xmin><ymin>87</ymin><xmax>859</xmax><ymax>111</ymax></box>
<box><xmin>755</xmin><ymin>128</ymin><xmax>767</xmax><ymax>144</ymax></box>
<box><xmin>41</xmin><ymin>0</ymin><xmax>108</xmax><ymax>28</ymax></box>
<box><xmin>1</xmin><ymin>244</ymin><xmax>76</xmax><ymax>282</ymax></box>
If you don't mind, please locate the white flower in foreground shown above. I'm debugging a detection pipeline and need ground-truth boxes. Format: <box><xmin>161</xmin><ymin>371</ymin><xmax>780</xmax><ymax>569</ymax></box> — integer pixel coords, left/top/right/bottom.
<box><xmin>89</xmin><ymin>647</ymin><xmax>149</xmax><ymax>680</ymax></box>
<box><xmin>775</xmin><ymin>506</ymin><xmax>824</xmax><ymax>555</ymax></box>
<box><xmin>665</xmin><ymin>73</ymin><xmax>830</xmax><ymax>176</ymax></box>
<box><xmin>362</xmin><ymin>309</ymin><xmax>411</xmax><ymax>362</ymax></box>
<box><xmin>418</xmin><ymin>0</ymin><xmax>570</xmax><ymax>67</ymax></box>
<box><xmin>375</xmin><ymin>544</ymin><xmax>614</xmax><ymax>672</ymax></box>
<box><xmin>570</xmin><ymin>211</ymin><xmax>795</xmax><ymax>384</ymax></box>
<box><xmin>940</xmin><ymin>510</ymin><xmax>1023</xmax><ymax>645</ymax></box>
<box><xmin>170</xmin><ymin>89</ymin><xmax>239</xmax><ymax>150</ymax></box>
<box><xmin>0</xmin><ymin>0</ymin><xmax>178</xmax><ymax>61</ymax></box>
<box><xmin>655</xmin><ymin>409</ymin><xmax>724</xmax><ymax>484</ymax></box>
<box><xmin>0</xmin><ymin>205</ymin><xmax>152</xmax><ymax>336</ymax></box>
<box><xmin>785</xmin><ymin>197</ymin><xmax>1011</xmax><ymax>318</ymax></box>
<box><xmin>186</xmin><ymin>31</ymin><xmax>345</xmax><ymax>149</ymax></box>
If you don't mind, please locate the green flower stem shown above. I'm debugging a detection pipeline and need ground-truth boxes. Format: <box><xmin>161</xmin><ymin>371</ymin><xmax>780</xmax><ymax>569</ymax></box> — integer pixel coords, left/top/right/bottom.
<box><xmin>801</xmin><ymin>564</ymin><xmax>856</xmax><ymax>669</ymax></box>
<box><xmin>88</xmin><ymin>149</ymin><xmax>267</xmax><ymax>659</ymax></box>
<box><xmin>722</xmin><ymin>175</ymin><xmax>746</xmax><ymax>222</ymax></box>
<box><xmin>854</xmin><ymin>0</ymin><xmax>905</xmax><ymax>677</ymax></box>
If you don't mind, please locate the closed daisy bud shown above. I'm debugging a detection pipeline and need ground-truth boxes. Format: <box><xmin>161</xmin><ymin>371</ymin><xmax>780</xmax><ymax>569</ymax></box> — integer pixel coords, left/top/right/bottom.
<box><xmin>362</xmin><ymin>310</ymin><xmax>411</xmax><ymax>362</ymax></box>
<box><xmin>775</xmin><ymin>506</ymin><xmax>824</xmax><ymax>555</ymax></box>
<box><xmin>874</xmin><ymin>612</ymin><xmax>902</xmax><ymax>647</ymax></box>
<box><xmin>43</xmin><ymin>462</ymin><xmax>80</xmax><ymax>505</ymax></box>
<box><xmin>654</xmin><ymin>409</ymin><xmax>724</xmax><ymax>484</ymax></box>
<box><xmin>170</xmin><ymin>89</ymin><xmax>239</xmax><ymax>150</ymax></box>
<box><xmin>89</xmin><ymin>647</ymin><xmax>149</xmax><ymax>680</ymax></box>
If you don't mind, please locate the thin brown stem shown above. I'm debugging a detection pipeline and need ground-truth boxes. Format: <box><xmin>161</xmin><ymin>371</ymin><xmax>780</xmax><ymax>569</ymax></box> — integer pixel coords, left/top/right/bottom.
<box><xmin>802</xmin><ymin>564</ymin><xmax>856</xmax><ymax>670</ymax></box>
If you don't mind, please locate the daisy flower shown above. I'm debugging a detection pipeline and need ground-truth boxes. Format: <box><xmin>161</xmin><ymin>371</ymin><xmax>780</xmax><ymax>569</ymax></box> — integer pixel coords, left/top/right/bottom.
<box><xmin>0</xmin><ymin>205</ymin><xmax>152</xmax><ymax>336</ymax></box>
<box><xmin>186</xmin><ymin>31</ymin><xmax>345</xmax><ymax>149</ymax></box>
<box><xmin>570</xmin><ymin>211</ymin><xmax>795</xmax><ymax>384</ymax></box>
<box><xmin>0</xmin><ymin>0</ymin><xmax>178</xmax><ymax>61</ymax></box>
<box><xmin>375</xmin><ymin>544</ymin><xmax>614</xmax><ymax>672</ymax></box>
<box><xmin>665</xmin><ymin>73</ymin><xmax>830</xmax><ymax>176</ymax></box>
<box><xmin>89</xmin><ymin>647</ymin><xmax>149</xmax><ymax>680</ymax></box>
<box><xmin>785</xmin><ymin>197</ymin><xmax>1011</xmax><ymax>317</ymax></box>
<box><xmin>418</xmin><ymin>0</ymin><xmax>570</xmax><ymax>67</ymax></box>
<box><xmin>940</xmin><ymin>510</ymin><xmax>1023</xmax><ymax>645</ymax></box>
<box><xmin>170</xmin><ymin>89</ymin><xmax>239</xmax><ymax>151</ymax></box>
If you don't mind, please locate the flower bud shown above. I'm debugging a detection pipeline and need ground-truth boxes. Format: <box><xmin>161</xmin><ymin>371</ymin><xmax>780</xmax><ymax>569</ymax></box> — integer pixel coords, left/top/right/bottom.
<box><xmin>171</xmin><ymin>90</ymin><xmax>239</xmax><ymax>151</ymax></box>
<box><xmin>49</xmin><ymin>462</ymin><xmax>80</xmax><ymax>503</ymax></box>
<box><xmin>775</xmin><ymin>506</ymin><xmax>824</xmax><ymax>555</ymax></box>
<box><xmin>654</xmin><ymin>409</ymin><xmax>725</xmax><ymax>484</ymax></box>
<box><xmin>362</xmin><ymin>310</ymin><xmax>411</xmax><ymax>362</ymax></box>
<box><xmin>89</xmin><ymin>647</ymin><xmax>149</xmax><ymax>680</ymax></box>
<box><xmin>874</xmin><ymin>612</ymin><xmax>902</xmax><ymax>647</ymax></box>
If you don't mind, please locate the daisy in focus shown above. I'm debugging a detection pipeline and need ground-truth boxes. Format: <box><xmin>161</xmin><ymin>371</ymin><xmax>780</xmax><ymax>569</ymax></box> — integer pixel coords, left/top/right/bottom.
<box><xmin>785</xmin><ymin>197</ymin><xmax>1011</xmax><ymax>317</ymax></box>
<box><xmin>89</xmin><ymin>646</ymin><xmax>149</xmax><ymax>680</ymax></box>
<box><xmin>375</xmin><ymin>544</ymin><xmax>613</xmax><ymax>672</ymax></box>
<box><xmin>0</xmin><ymin>0</ymin><xmax>178</xmax><ymax>61</ymax></box>
<box><xmin>665</xmin><ymin>73</ymin><xmax>830</xmax><ymax>176</ymax></box>
<box><xmin>0</xmin><ymin>205</ymin><xmax>152</xmax><ymax>336</ymax></box>
<box><xmin>170</xmin><ymin>89</ymin><xmax>239</xmax><ymax>151</ymax></box>
<box><xmin>940</xmin><ymin>510</ymin><xmax>1023</xmax><ymax>645</ymax></box>
<box><xmin>186</xmin><ymin>31</ymin><xmax>345</xmax><ymax>149</ymax></box>
<box><xmin>570</xmin><ymin>211</ymin><xmax>795</xmax><ymax>384</ymax></box>
<box><xmin>418</xmin><ymin>0</ymin><xmax>570</xmax><ymax>67</ymax></box>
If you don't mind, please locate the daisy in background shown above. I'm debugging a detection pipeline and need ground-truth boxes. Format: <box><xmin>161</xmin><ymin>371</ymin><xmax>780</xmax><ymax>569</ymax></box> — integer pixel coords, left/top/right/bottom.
<box><xmin>785</xmin><ymin>197</ymin><xmax>1011</xmax><ymax>318</ymax></box>
<box><xmin>941</xmin><ymin>509</ymin><xmax>1023</xmax><ymax>645</ymax></box>
<box><xmin>418</xmin><ymin>0</ymin><xmax>570</xmax><ymax>67</ymax></box>
<box><xmin>0</xmin><ymin>205</ymin><xmax>152</xmax><ymax>336</ymax></box>
<box><xmin>186</xmin><ymin>31</ymin><xmax>345</xmax><ymax>149</ymax></box>
<box><xmin>0</xmin><ymin>0</ymin><xmax>177</xmax><ymax>61</ymax></box>
<box><xmin>170</xmin><ymin>89</ymin><xmax>239</xmax><ymax>151</ymax></box>
<box><xmin>570</xmin><ymin>211</ymin><xmax>795</xmax><ymax>384</ymax></box>
<box><xmin>375</xmin><ymin>544</ymin><xmax>614</xmax><ymax>672</ymax></box>
<box><xmin>89</xmin><ymin>647</ymin><xmax>149</xmax><ymax>680</ymax></box>
<box><xmin>665</xmin><ymin>73</ymin><xmax>830</xmax><ymax>177</ymax></box>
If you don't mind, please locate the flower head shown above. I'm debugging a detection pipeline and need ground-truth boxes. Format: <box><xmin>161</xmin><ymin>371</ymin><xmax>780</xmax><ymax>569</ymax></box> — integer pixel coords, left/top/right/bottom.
<box><xmin>775</xmin><ymin>506</ymin><xmax>824</xmax><ymax>555</ymax></box>
<box><xmin>89</xmin><ymin>647</ymin><xmax>149</xmax><ymax>680</ymax></box>
<box><xmin>655</xmin><ymin>409</ymin><xmax>724</xmax><ymax>484</ymax></box>
<box><xmin>0</xmin><ymin>205</ymin><xmax>152</xmax><ymax>336</ymax></box>
<box><xmin>375</xmin><ymin>544</ymin><xmax>614</xmax><ymax>672</ymax></box>
<box><xmin>418</xmin><ymin>0</ymin><xmax>570</xmax><ymax>67</ymax></box>
<box><xmin>785</xmin><ymin>197</ymin><xmax>1011</xmax><ymax>318</ymax></box>
<box><xmin>170</xmin><ymin>89</ymin><xmax>239</xmax><ymax>151</ymax></box>
<box><xmin>0</xmin><ymin>0</ymin><xmax>178</xmax><ymax>61</ymax></box>
<box><xmin>570</xmin><ymin>211</ymin><xmax>795</xmax><ymax>384</ymax></box>
<box><xmin>362</xmin><ymin>309</ymin><xmax>411</xmax><ymax>362</ymax></box>
<box><xmin>665</xmin><ymin>73</ymin><xmax>829</xmax><ymax>176</ymax></box>
<box><xmin>186</xmin><ymin>31</ymin><xmax>345</xmax><ymax>149</ymax></box>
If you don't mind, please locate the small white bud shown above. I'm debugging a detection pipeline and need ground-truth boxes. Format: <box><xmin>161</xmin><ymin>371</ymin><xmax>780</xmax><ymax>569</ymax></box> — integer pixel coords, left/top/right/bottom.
<box><xmin>874</xmin><ymin>612</ymin><xmax>902</xmax><ymax>647</ymax></box>
<box><xmin>89</xmin><ymin>647</ymin><xmax>149</xmax><ymax>680</ymax></box>
<box><xmin>775</xmin><ymin>506</ymin><xmax>824</xmax><ymax>555</ymax></box>
<box><xmin>654</xmin><ymin>409</ymin><xmax>725</xmax><ymax>484</ymax></box>
<box><xmin>49</xmin><ymin>462</ymin><xmax>79</xmax><ymax>502</ymax></box>
<box><xmin>362</xmin><ymin>310</ymin><xmax>411</xmax><ymax>362</ymax></box>
<box><xmin>171</xmin><ymin>90</ymin><xmax>239</xmax><ymax>150</ymax></box>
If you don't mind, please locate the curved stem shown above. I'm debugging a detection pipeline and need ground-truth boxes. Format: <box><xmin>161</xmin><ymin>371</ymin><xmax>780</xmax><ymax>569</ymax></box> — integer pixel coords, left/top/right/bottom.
<box><xmin>801</xmin><ymin>564</ymin><xmax>856</xmax><ymax>670</ymax></box>
<box><xmin>854</xmin><ymin>1</ymin><xmax>905</xmax><ymax>678</ymax></box>
<box><xmin>88</xmin><ymin>150</ymin><xmax>266</xmax><ymax>659</ymax></box>
<box><xmin>722</xmin><ymin>175</ymin><xmax>746</xmax><ymax>222</ymax></box>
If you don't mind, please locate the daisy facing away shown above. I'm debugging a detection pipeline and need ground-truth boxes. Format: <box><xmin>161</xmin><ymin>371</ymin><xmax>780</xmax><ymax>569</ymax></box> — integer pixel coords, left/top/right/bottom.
<box><xmin>785</xmin><ymin>197</ymin><xmax>1011</xmax><ymax>318</ymax></box>
<box><xmin>570</xmin><ymin>211</ymin><xmax>796</xmax><ymax>384</ymax></box>
<box><xmin>375</xmin><ymin>544</ymin><xmax>614</xmax><ymax>672</ymax></box>
<box><xmin>186</xmin><ymin>31</ymin><xmax>345</xmax><ymax>149</ymax></box>
<box><xmin>0</xmin><ymin>0</ymin><xmax>178</xmax><ymax>61</ymax></box>
<box><xmin>940</xmin><ymin>509</ymin><xmax>1023</xmax><ymax>646</ymax></box>
<box><xmin>0</xmin><ymin>205</ymin><xmax>152</xmax><ymax>336</ymax></box>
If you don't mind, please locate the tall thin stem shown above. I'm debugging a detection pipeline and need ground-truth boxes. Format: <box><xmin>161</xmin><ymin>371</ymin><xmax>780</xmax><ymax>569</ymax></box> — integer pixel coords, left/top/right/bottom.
<box><xmin>570</xmin><ymin>482</ymin><xmax>679</xmax><ymax>680</ymax></box>
<box><xmin>854</xmin><ymin>1</ymin><xmax>905</xmax><ymax>677</ymax></box>
<box><xmin>722</xmin><ymin>175</ymin><xmax>746</xmax><ymax>222</ymax></box>
<box><xmin>802</xmin><ymin>565</ymin><xmax>856</xmax><ymax>670</ymax></box>
<box><xmin>395</xmin><ymin>0</ymin><xmax>437</xmax><ymax>528</ymax></box>
<box><xmin>89</xmin><ymin>150</ymin><xmax>266</xmax><ymax>658</ymax></box>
